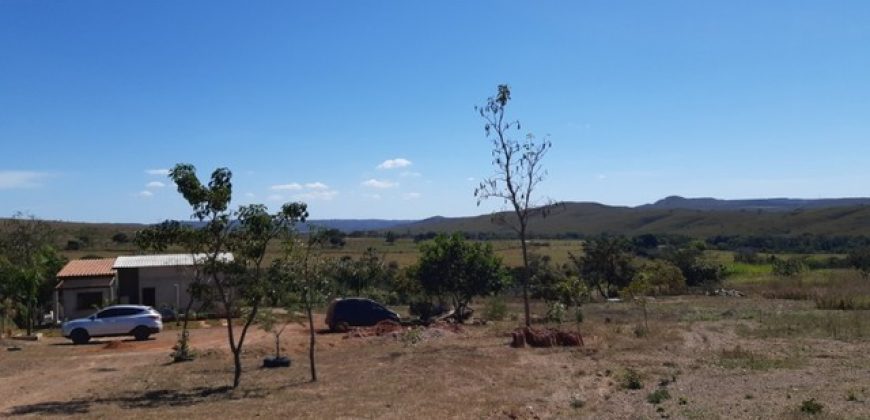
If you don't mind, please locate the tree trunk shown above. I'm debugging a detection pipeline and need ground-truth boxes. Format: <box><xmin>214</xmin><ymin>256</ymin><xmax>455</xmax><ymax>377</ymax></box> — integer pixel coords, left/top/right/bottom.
<box><xmin>275</xmin><ymin>334</ymin><xmax>281</xmax><ymax>359</ymax></box>
<box><xmin>232</xmin><ymin>349</ymin><xmax>242</xmax><ymax>388</ymax></box>
<box><xmin>26</xmin><ymin>300</ymin><xmax>33</xmax><ymax>336</ymax></box>
<box><xmin>307</xmin><ymin>304</ymin><xmax>317</xmax><ymax>382</ymax></box>
<box><xmin>519</xmin><ymin>227</ymin><xmax>531</xmax><ymax>327</ymax></box>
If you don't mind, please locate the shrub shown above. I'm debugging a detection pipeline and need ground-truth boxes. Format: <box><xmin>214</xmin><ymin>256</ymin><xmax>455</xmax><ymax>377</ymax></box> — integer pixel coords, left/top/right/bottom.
<box><xmin>620</xmin><ymin>368</ymin><xmax>643</xmax><ymax>390</ymax></box>
<box><xmin>545</xmin><ymin>302</ymin><xmax>566</xmax><ymax>323</ymax></box>
<box><xmin>483</xmin><ymin>296</ymin><xmax>508</xmax><ymax>321</ymax></box>
<box><xmin>799</xmin><ymin>398</ymin><xmax>823</xmax><ymax>414</ymax></box>
<box><xmin>647</xmin><ymin>389</ymin><xmax>670</xmax><ymax>404</ymax></box>
<box><xmin>772</xmin><ymin>257</ymin><xmax>807</xmax><ymax>277</ymax></box>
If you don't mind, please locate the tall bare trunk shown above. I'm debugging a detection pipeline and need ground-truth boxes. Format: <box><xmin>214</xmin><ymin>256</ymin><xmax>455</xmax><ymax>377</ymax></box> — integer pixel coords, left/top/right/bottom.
<box><xmin>307</xmin><ymin>304</ymin><xmax>317</xmax><ymax>382</ymax></box>
<box><xmin>520</xmin><ymin>227</ymin><xmax>531</xmax><ymax>327</ymax></box>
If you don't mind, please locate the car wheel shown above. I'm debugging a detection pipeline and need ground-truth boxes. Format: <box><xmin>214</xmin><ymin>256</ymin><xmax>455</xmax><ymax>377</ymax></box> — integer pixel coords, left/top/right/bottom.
<box><xmin>71</xmin><ymin>328</ymin><xmax>90</xmax><ymax>345</ymax></box>
<box><xmin>133</xmin><ymin>326</ymin><xmax>151</xmax><ymax>341</ymax></box>
<box><xmin>333</xmin><ymin>321</ymin><xmax>350</xmax><ymax>333</ymax></box>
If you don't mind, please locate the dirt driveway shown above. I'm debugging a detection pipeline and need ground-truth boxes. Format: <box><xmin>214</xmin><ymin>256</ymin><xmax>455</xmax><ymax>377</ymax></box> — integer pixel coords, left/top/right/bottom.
<box><xmin>0</xmin><ymin>316</ymin><xmax>326</xmax><ymax>414</ymax></box>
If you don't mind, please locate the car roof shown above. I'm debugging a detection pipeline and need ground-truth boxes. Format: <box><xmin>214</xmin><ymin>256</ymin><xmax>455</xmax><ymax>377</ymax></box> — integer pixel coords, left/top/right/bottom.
<box><xmin>101</xmin><ymin>305</ymin><xmax>153</xmax><ymax>310</ymax></box>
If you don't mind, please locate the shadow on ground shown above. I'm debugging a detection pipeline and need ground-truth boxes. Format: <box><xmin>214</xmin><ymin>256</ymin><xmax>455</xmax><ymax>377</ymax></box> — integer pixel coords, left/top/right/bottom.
<box><xmin>6</xmin><ymin>385</ymin><xmax>251</xmax><ymax>416</ymax></box>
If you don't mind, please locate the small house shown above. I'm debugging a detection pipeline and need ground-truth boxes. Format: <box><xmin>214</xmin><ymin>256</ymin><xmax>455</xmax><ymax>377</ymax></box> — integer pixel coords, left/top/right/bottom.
<box><xmin>54</xmin><ymin>258</ymin><xmax>117</xmax><ymax>321</ymax></box>
<box><xmin>113</xmin><ymin>253</ymin><xmax>233</xmax><ymax>310</ymax></box>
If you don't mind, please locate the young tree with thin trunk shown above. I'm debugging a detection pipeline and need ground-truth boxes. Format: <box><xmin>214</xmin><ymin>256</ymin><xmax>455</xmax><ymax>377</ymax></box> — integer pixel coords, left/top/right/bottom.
<box><xmin>167</xmin><ymin>163</ymin><xmax>307</xmax><ymax>388</ymax></box>
<box><xmin>475</xmin><ymin>85</ymin><xmax>552</xmax><ymax>326</ymax></box>
<box><xmin>271</xmin><ymin>232</ymin><xmax>331</xmax><ymax>382</ymax></box>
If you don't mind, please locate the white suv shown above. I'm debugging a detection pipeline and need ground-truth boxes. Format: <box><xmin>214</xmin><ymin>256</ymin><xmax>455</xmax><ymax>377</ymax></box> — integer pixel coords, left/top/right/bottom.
<box><xmin>62</xmin><ymin>305</ymin><xmax>163</xmax><ymax>344</ymax></box>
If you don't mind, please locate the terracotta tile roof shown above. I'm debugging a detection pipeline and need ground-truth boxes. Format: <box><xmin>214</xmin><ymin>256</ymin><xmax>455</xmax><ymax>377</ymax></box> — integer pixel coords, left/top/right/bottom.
<box><xmin>56</xmin><ymin>258</ymin><xmax>117</xmax><ymax>278</ymax></box>
<box><xmin>55</xmin><ymin>277</ymin><xmax>115</xmax><ymax>290</ymax></box>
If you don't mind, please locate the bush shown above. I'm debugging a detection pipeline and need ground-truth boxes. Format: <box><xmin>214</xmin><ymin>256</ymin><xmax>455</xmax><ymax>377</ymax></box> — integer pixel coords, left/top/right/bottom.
<box><xmin>647</xmin><ymin>389</ymin><xmax>670</xmax><ymax>404</ymax></box>
<box><xmin>482</xmin><ymin>296</ymin><xmax>508</xmax><ymax>321</ymax></box>
<box><xmin>799</xmin><ymin>398</ymin><xmax>823</xmax><ymax>414</ymax></box>
<box><xmin>620</xmin><ymin>368</ymin><xmax>643</xmax><ymax>390</ymax></box>
<box><xmin>545</xmin><ymin>302</ymin><xmax>566</xmax><ymax>323</ymax></box>
<box><xmin>772</xmin><ymin>257</ymin><xmax>807</xmax><ymax>277</ymax></box>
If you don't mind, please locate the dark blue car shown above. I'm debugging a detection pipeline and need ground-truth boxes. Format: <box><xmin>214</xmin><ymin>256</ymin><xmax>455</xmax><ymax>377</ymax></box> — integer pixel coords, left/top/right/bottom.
<box><xmin>325</xmin><ymin>298</ymin><xmax>401</xmax><ymax>332</ymax></box>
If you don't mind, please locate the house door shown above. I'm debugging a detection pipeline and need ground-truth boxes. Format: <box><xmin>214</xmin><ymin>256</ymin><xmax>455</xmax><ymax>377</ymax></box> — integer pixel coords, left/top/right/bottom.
<box><xmin>142</xmin><ymin>288</ymin><xmax>156</xmax><ymax>307</ymax></box>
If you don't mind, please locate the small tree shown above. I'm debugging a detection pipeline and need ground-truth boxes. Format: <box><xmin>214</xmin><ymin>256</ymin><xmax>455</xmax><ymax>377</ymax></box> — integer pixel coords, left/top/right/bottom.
<box><xmin>571</xmin><ymin>236</ymin><xmax>635</xmax><ymax>299</ymax></box>
<box><xmin>135</xmin><ymin>220</ymin><xmax>208</xmax><ymax>362</ymax></box>
<box><xmin>166</xmin><ymin>163</ymin><xmax>307</xmax><ymax>388</ymax></box>
<box><xmin>474</xmin><ymin>84</ymin><xmax>553</xmax><ymax>327</ymax></box>
<box><xmin>632</xmin><ymin>260</ymin><xmax>686</xmax><ymax>296</ymax></box>
<box><xmin>271</xmin><ymin>232</ymin><xmax>332</xmax><ymax>382</ymax></box>
<box><xmin>385</xmin><ymin>231</ymin><xmax>397</xmax><ymax>245</ymax></box>
<box><xmin>411</xmin><ymin>233</ymin><xmax>506</xmax><ymax>322</ymax></box>
<box><xmin>256</xmin><ymin>309</ymin><xmax>294</xmax><ymax>361</ymax></box>
<box><xmin>0</xmin><ymin>213</ymin><xmax>65</xmax><ymax>335</ymax></box>
<box><xmin>847</xmin><ymin>247</ymin><xmax>870</xmax><ymax>277</ymax></box>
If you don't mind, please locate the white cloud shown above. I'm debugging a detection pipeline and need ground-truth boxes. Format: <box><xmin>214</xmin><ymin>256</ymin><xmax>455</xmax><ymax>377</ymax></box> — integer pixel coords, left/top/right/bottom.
<box><xmin>271</xmin><ymin>183</ymin><xmax>303</xmax><ymax>191</ymax></box>
<box><xmin>295</xmin><ymin>190</ymin><xmax>338</xmax><ymax>201</ymax></box>
<box><xmin>0</xmin><ymin>171</ymin><xmax>49</xmax><ymax>189</ymax></box>
<box><xmin>145</xmin><ymin>169</ymin><xmax>170</xmax><ymax>176</ymax></box>
<box><xmin>146</xmin><ymin>181</ymin><xmax>165</xmax><ymax>189</ymax></box>
<box><xmin>363</xmin><ymin>193</ymin><xmax>382</xmax><ymax>200</ymax></box>
<box><xmin>137</xmin><ymin>190</ymin><xmax>154</xmax><ymax>198</ymax></box>
<box><xmin>400</xmin><ymin>171</ymin><xmax>422</xmax><ymax>178</ymax></box>
<box><xmin>362</xmin><ymin>179</ymin><xmax>398</xmax><ymax>189</ymax></box>
<box><xmin>377</xmin><ymin>158</ymin><xmax>412</xmax><ymax>170</ymax></box>
<box><xmin>403</xmin><ymin>192</ymin><xmax>422</xmax><ymax>200</ymax></box>
<box><xmin>305</xmin><ymin>182</ymin><xmax>329</xmax><ymax>190</ymax></box>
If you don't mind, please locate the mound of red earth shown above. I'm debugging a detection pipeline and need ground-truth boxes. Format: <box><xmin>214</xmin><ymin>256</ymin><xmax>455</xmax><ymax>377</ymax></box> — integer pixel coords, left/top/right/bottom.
<box><xmin>102</xmin><ymin>340</ymin><xmax>128</xmax><ymax>350</ymax></box>
<box><xmin>510</xmin><ymin>327</ymin><xmax>584</xmax><ymax>348</ymax></box>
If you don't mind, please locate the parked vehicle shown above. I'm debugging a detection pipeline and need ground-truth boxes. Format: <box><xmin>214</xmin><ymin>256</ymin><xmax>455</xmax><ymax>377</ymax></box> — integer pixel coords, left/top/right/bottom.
<box><xmin>61</xmin><ymin>305</ymin><xmax>163</xmax><ymax>344</ymax></box>
<box><xmin>325</xmin><ymin>298</ymin><xmax>400</xmax><ymax>332</ymax></box>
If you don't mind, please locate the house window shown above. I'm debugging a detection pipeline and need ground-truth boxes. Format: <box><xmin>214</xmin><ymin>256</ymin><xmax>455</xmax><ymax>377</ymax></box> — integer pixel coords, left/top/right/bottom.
<box><xmin>76</xmin><ymin>292</ymin><xmax>103</xmax><ymax>310</ymax></box>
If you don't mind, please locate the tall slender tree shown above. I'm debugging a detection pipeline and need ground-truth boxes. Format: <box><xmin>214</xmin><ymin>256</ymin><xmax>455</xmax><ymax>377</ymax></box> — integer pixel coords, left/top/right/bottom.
<box><xmin>166</xmin><ymin>163</ymin><xmax>307</xmax><ymax>388</ymax></box>
<box><xmin>475</xmin><ymin>85</ymin><xmax>552</xmax><ymax>326</ymax></box>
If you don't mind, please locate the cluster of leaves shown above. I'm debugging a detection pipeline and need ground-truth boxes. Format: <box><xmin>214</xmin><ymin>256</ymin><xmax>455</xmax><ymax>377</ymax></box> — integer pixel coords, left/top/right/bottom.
<box><xmin>407</xmin><ymin>233</ymin><xmax>508</xmax><ymax>322</ymax></box>
<box><xmin>0</xmin><ymin>214</ymin><xmax>67</xmax><ymax>335</ymax></box>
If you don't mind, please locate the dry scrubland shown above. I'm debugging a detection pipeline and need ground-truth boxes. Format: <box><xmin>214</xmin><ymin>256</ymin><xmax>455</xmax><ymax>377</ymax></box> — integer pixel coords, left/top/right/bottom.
<box><xmin>2</xmin><ymin>287</ymin><xmax>869</xmax><ymax>419</ymax></box>
<box><xmin>3</xmin><ymin>240</ymin><xmax>865</xmax><ymax>418</ymax></box>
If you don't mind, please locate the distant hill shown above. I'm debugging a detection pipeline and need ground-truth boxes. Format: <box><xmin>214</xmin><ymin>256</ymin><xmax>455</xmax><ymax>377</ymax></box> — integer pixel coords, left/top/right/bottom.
<box><xmin>639</xmin><ymin>195</ymin><xmax>870</xmax><ymax>212</ymax></box>
<box><xmin>302</xmin><ymin>219</ymin><xmax>416</xmax><ymax>232</ymax></box>
<box><xmin>394</xmin><ymin>200</ymin><xmax>870</xmax><ymax>238</ymax></box>
<box><xmin>9</xmin><ymin>196</ymin><xmax>870</xmax><ymax>242</ymax></box>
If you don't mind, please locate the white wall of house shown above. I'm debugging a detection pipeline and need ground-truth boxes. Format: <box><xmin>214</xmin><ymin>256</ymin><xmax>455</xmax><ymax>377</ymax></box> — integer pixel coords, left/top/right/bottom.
<box><xmin>137</xmin><ymin>266</ymin><xmax>199</xmax><ymax>311</ymax></box>
<box><xmin>57</xmin><ymin>283</ymin><xmax>115</xmax><ymax>321</ymax></box>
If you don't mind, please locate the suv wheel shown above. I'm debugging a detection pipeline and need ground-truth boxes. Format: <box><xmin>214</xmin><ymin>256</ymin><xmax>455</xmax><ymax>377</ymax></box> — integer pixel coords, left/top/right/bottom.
<box><xmin>71</xmin><ymin>329</ymin><xmax>90</xmax><ymax>345</ymax></box>
<box><xmin>132</xmin><ymin>326</ymin><xmax>151</xmax><ymax>341</ymax></box>
<box><xmin>333</xmin><ymin>321</ymin><xmax>350</xmax><ymax>333</ymax></box>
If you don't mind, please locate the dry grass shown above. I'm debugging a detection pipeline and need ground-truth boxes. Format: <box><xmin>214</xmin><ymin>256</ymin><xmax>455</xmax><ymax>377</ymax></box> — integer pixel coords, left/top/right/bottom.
<box><xmin>3</xmin><ymin>296</ymin><xmax>870</xmax><ymax>419</ymax></box>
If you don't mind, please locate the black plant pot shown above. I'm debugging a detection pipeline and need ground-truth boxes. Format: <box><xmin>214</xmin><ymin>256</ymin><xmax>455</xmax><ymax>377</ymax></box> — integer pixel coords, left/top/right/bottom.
<box><xmin>263</xmin><ymin>356</ymin><xmax>291</xmax><ymax>368</ymax></box>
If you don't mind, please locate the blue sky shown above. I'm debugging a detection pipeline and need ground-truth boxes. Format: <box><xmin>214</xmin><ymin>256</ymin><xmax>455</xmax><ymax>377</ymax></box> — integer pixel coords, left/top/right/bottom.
<box><xmin>2</xmin><ymin>1</ymin><xmax>869</xmax><ymax>223</ymax></box>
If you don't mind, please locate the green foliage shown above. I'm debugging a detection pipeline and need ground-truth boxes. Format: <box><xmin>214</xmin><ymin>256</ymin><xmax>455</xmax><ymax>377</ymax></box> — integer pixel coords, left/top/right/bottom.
<box><xmin>571</xmin><ymin>236</ymin><xmax>635</xmax><ymax>298</ymax></box>
<box><xmin>0</xmin><ymin>213</ymin><xmax>66</xmax><ymax>334</ymax></box>
<box><xmin>847</xmin><ymin>247</ymin><xmax>870</xmax><ymax>277</ymax></box>
<box><xmin>647</xmin><ymin>389</ymin><xmax>671</xmax><ymax>404</ymax></box>
<box><xmin>799</xmin><ymin>398</ymin><xmax>824</xmax><ymax>414</ymax></box>
<box><xmin>631</xmin><ymin>260</ymin><xmax>686</xmax><ymax>296</ymax></box>
<box><xmin>111</xmin><ymin>232</ymin><xmax>129</xmax><ymax>244</ymax></box>
<box><xmin>482</xmin><ymin>296</ymin><xmax>508</xmax><ymax>321</ymax></box>
<box><xmin>410</xmin><ymin>233</ymin><xmax>507</xmax><ymax>321</ymax></box>
<box><xmin>384</xmin><ymin>231</ymin><xmax>397</xmax><ymax>244</ymax></box>
<box><xmin>545</xmin><ymin>301</ymin><xmax>566</xmax><ymax>323</ymax></box>
<box><xmin>170</xmin><ymin>330</ymin><xmax>196</xmax><ymax>362</ymax></box>
<box><xmin>661</xmin><ymin>246</ymin><xmax>724</xmax><ymax>287</ymax></box>
<box><xmin>620</xmin><ymin>368</ymin><xmax>643</xmax><ymax>390</ymax></box>
<box><xmin>771</xmin><ymin>257</ymin><xmax>808</xmax><ymax>277</ymax></box>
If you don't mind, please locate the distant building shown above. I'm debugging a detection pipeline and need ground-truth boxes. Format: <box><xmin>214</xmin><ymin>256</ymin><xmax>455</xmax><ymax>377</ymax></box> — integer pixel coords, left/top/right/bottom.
<box><xmin>54</xmin><ymin>253</ymin><xmax>233</xmax><ymax>321</ymax></box>
<box><xmin>54</xmin><ymin>258</ymin><xmax>117</xmax><ymax>321</ymax></box>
